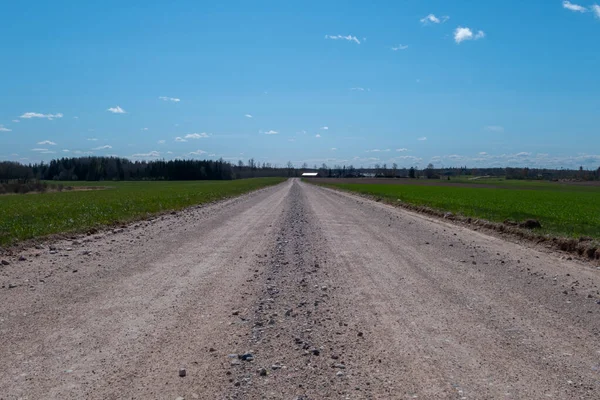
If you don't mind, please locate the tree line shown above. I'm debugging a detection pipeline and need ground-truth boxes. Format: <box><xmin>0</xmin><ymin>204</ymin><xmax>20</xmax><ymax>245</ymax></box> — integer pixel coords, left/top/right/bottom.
<box><xmin>0</xmin><ymin>157</ymin><xmax>299</xmax><ymax>182</ymax></box>
<box><xmin>0</xmin><ymin>157</ymin><xmax>598</xmax><ymax>182</ymax></box>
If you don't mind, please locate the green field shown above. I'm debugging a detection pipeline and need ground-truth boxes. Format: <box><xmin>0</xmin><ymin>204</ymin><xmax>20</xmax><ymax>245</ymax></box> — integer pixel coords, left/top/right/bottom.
<box><xmin>313</xmin><ymin>180</ymin><xmax>600</xmax><ymax>240</ymax></box>
<box><xmin>0</xmin><ymin>178</ymin><xmax>285</xmax><ymax>247</ymax></box>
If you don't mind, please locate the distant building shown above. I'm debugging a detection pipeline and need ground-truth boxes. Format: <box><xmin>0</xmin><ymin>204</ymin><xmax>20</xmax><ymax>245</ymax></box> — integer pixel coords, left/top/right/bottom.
<box><xmin>301</xmin><ymin>172</ymin><xmax>319</xmax><ymax>177</ymax></box>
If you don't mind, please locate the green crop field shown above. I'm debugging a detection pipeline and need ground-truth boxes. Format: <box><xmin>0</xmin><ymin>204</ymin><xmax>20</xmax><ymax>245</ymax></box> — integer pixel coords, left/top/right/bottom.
<box><xmin>312</xmin><ymin>180</ymin><xmax>600</xmax><ymax>240</ymax></box>
<box><xmin>0</xmin><ymin>178</ymin><xmax>285</xmax><ymax>247</ymax></box>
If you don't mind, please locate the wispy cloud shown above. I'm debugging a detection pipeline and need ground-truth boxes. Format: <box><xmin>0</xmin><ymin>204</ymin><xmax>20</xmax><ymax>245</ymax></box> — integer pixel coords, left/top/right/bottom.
<box><xmin>261</xmin><ymin>130</ymin><xmax>279</xmax><ymax>135</ymax></box>
<box><xmin>0</xmin><ymin>125</ymin><xmax>11</xmax><ymax>132</ymax></box>
<box><xmin>175</xmin><ymin>137</ymin><xmax>187</xmax><ymax>142</ymax></box>
<box><xmin>325</xmin><ymin>34</ymin><xmax>361</xmax><ymax>44</ymax></box>
<box><xmin>93</xmin><ymin>145</ymin><xmax>112</xmax><ymax>150</ymax></box>
<box><xmin>158</xmin><ymin>96</ymin><xmax>181</xmax><ymax>102</ymax></box>
<box><xmin>563</xmin><ymin>1</ymin><xmax>588</xmax><ymax>12</ymax></box>
<box><xmin>396</xmin><ymin>148</ymin><xmax>409</xmax><ymax>152</ymax></box>
<box><xmin>157</xmin><ymin>140</ymin><xmax>166</xmax><ymax>144</ymax></box>
<box><xmin>418</xmin><ymin>137</ymin><xmax>427</xmax><ymax>141</ymax></box>
<box><xmin>454</xmin><ymin>27</ymin><xmax>485</xmax><ymax>44</ymax></box>
<box><xmin>20</xmin><ymin>112</ymin><xmax>63</xmax><ymax>120</ymax></box>
<box><xmin>367</xmin><ymin>149</ymin><xmax>391</xmax><ymax>153</ymax></box>
<box><xmin>331</xmin><ymin>148</ymin><xmax>337</xmax><ymax>151</ymax></box>
<box><xmin>245</xmin><ymin>114</ymin><xmax>253</xmax><ymax>118</ymax></box>
<box><xmin>420</xmin><ymin>14</ymin><xmax>449</xmax><ymax>25</ymax></box>
<box><xmin>315</xmin><ymin>134</ymin><xmax>321</xmax><ymax>138</ymax></box>
<box><xmin>132</xmin><ymin>151</ymin><xmax>160</xmax><ymax>158</ymax></box>
<box><xmin>350</xmin><ymin>87</ymin><xmax>370</xmax><ymax>91</ymax></box>
<box><xmin>142</xmin><ymin>127</ymin><xmax>148</xmax><ymax>131</ymax></box>
<box><xmin>87</xmin><ymin>138</ymin><xmax>98</xmax><ymax>141</ymax></box>
<box><xmin>37</xmin><ymin>140</ymin><xmax>56</xmax><ymax>145</ymax></box>
<box><xmin>62</xmin><ymin>149</ymin><xmax>70</xmax><ymax>153</ymax></box>
<box><xmin>185</xmin><ymin>132</ymin><xmax>210</xmax><ymax>139</ymax></box>
<box><xmin>479</xmin><ymin>152</ymin><xmax>488</xmax><ymax>155</ymax></box>
<box><xmin>592</xmin><ymin>4</ymin><xmax>600</xmax><ymax>17</ymax></box>
<box><xmin>321</xmin><ymin>126</ymin><xmax>329</xmax><ymax>130</ymax></box>
<box><xmin>485</xmin><ymin>125</ymin><xmax>505</xmax><ymax>133</ymax></box>
<box><xmin>391</xmin><ymin>44</ymin><xmax>409</xmax><ymax>51</ymax></box>
<box><xmin>107</xmin><ymin>106</ymin><xmax>126</xmax><ymax>114</ymax></box>
<box><xmin>188</xmin><ymin>150</ymin><xmax>207</xmax><ymax>156</ymax></box>
<box><xmin>12</xmin><ymin>119</ymin><xmax>19</xmax><ymax>123</ymax></box>
<box><xmin>31</xmin><ymin>148</ymin><xmax>48</xmax><ymax>152</ymax></box>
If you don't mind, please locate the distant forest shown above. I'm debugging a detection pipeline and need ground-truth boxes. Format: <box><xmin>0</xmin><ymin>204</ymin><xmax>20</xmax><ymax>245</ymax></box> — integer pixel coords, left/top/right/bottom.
<box><xmin>0</xmin><ymin>157</ymin><xmax>599</xmax><ymax>182</ymax></box>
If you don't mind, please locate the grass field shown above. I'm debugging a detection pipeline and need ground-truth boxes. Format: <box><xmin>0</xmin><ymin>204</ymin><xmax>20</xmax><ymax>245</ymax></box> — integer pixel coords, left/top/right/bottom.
<box><xmin>309</xmin><ymin>179</ymin><xmax>600</xmax><ymax>240</ymax></box>
<box><xmin>0</xmin><ymin>178</ymin><xmax>285</xmax><ymax>247</ymax></box>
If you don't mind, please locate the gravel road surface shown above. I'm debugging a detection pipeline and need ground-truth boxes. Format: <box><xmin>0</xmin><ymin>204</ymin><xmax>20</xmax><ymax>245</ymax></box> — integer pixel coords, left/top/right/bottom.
<box><xmin>1</xmin><ymin>178</ymin><xmax>599</xmax><ymax>399</ymax></box>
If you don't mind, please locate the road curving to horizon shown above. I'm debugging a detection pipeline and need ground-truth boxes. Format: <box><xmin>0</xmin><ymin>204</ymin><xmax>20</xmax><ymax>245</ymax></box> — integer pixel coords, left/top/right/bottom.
<box><xmin>1</xmin><ymin>178</ymin><xmax>599</xmax><ymax>399</ymax></box>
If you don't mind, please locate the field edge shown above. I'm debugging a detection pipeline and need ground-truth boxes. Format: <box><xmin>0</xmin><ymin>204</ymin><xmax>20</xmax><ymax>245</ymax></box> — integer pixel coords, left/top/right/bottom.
<box><xmin>0</xmin><ymin>178</ymin><xmax>287</xmax><ymax>254</ymax></box>
<box><xmin>306</xmin><ymin>180</ymin><xmax>600</xmax><ymax>263</ymax></box>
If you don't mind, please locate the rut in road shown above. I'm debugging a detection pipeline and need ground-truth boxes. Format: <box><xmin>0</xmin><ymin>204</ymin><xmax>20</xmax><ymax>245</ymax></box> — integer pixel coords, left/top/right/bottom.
<box><xmin>0</xmin><ymin>178</ymin><xmax>599</xmax><ymax>399</ymax></box>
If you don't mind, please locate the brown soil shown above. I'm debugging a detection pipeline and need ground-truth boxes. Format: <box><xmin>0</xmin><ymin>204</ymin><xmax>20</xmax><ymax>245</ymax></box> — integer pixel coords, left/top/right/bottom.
<box><xmin>1</xmin><ymin>179</ymin><xmax>599</xmax><ymax>398</ymax></box>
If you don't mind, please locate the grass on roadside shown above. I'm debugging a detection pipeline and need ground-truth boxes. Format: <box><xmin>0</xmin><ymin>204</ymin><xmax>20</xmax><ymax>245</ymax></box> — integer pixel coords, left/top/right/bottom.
<box><xmin>0</xmin><ymin>178</ymin><xmax>285</xmax><ymax>247</ymax></box>
<box><xmin>312</xmin><ymin>181</ymin><xmax>600</xmax><ymax>240</ymax></box>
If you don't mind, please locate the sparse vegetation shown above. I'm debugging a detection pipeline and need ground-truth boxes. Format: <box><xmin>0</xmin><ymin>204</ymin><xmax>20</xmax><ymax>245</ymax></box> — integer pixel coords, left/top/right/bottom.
<box><xmin>0</xmin><ymin>178</ymin><xmax>285</xmax><ymax>247</ymax></box>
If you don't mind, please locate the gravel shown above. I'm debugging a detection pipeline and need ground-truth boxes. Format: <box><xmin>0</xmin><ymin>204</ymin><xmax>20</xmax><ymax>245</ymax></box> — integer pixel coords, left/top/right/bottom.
<box><xmin>0</xmin><ymin>179</ymin><xmax>598</xmax><ymax>399</ymax></box>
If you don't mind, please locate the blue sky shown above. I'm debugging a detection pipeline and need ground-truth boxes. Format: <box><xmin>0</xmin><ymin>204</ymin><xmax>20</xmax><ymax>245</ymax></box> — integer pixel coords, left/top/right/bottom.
<box><xmin>1</xmin><ymin>0</ymin><xmax>599</xmax><ymax>169</ymax></box>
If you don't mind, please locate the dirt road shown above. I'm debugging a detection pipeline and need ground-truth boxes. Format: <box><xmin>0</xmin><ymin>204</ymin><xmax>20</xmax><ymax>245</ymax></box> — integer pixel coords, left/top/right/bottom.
<box><xmin>1</xmin><ymin>179</ymin><xmax>599</xmax><ymax>399</ymax></box>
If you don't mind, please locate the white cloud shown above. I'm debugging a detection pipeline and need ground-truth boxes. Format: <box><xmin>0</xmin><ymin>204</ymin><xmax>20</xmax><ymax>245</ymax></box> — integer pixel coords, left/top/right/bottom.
<box><xmin>350</xmin><ymin>87</ymin><xmax>366</xmax><ymax>91</ymax></box>
<box><xmin>31</xmin><ymin>148</ymin><xmax>48</xmax><ymax>152</ymax></box>
<box><xmin>73</xmin><ymin>116</ymin><xmax>78</xmax><ymax>119</ymax></box>
<box><xmin>418</xmin><ymin>137</ymin><xmax>427</xmax><ymax>141</ymax></box>
<box><xmin>396</xmin><ymin>148</ymin><xmax>408</xmax><ymax>152</ymax></box>
<box><xmin>321</xmin><ymin>126</ymin><xmax>329</xmax><ymax>130</ymax></box>
<box><xmin>158</xmin><ymin>96</ymin><xmax>181</xmax><ymax>102</ymax></box>
<box><xmin>107</xmin><ymin>106</ymin><xmax>126</xmax><ymax>114</ymax></box>
<box><xmin>166</xmin><ymin>151</ymin><xmax>173</xmax><ymax>154</ymax></box>
<box><xmin>132</xmin><ymin>151</ymin><xmax>160</xmax><ymax>158</ymax></box>
<box><xmin>87</xmin><ymin>138</ymin><xmax>98</xmax><ymax>141</ymax></box>
<box><xmin>0</xmin><ymin>125</ymin><xmax>11</xmax><ymax>132</ymax></box>
<box><xmin>185</xmin><ymin>132</ymin><xmax>210</xmax><ymax>139</ymax></box>
<box><xmin>391</xmin><ymin>44</ymin><xmax>409</xmax><ymax>51</ymax></box>
<box><xmin>245</xmin><ymin>114</ymin><xmax>253</xmax><ymax>118</ymax></box>
<box><xmin>367</xmin><ymin>149</ymin><xmax>391</xmax><ymax>153</ymax></box>
<box><xmin>315</xmin><ymin>134</ymin><xmax>321</xmax><ymax>138</ymax></box>
<box><xmin>592</xmin><ymin>4</ymin><xmax>600</xmax><ymax>17</ymax></box>
<box><xmin>420</xmin><ymin>14</ymin><xmax>449</xmax><ymax>24</ymax></box>
<box><xmin>142</xmin><ymin>127</ymin><xmax>148</xmax><ymax>131</ymax></box>
<box><xmin>485</xmin><ymin>125</ymin><xmax>505</xmax><ymax>132</ymax></box>
<box><xmin>262</xmin><ymin>130</ymin><xmax>279</xmax><ymax>135</ymax></box>
<box><xmin>325</xmin><ymin>34</ymin><xmax>361</xmax><ymax>44</ymax></box>
<box><xmin>515</xmin><ymin>152</ymin><xmax>531</xmax><ymax>157</ymax></box>
<box><xmin>454</xmin><ymin>27</ymin><xmax>485</xmax><ymax>44</ymax></box>
<box><xmin>37</xmin><ymin>140</ymin><xmax>56</xmax><ymax>145</ymax></box>
<box><xmin>188</xmin><ymin>150</ymin><xmax>207</xmax><ymax>156</ymax></box>
<box><xmin>93</xmin><ymin>145</ymin><xmax>112</xmax><ymax>150</ymax></box>
<box><xmin>331</xmin><ymin>148</ymin><xmax>337</xmax><ymax>151</ymax></box>
<box><xmin>12</xmin><ymin>119</ymin><xmax>19</xmax><ymax>123</ymax></box>
<box><xmin>175</xmin><ymin>137</ymin><xmax>187</xmax><ymax>142</ymax></box>
<box><xmin>563</xmin><ymin>1</ymin><xmax>587</xmax><ymax>12</ymax></box>
<box><xmin>40</xmin><ymin>151</ymin><xmax>56</xmax><ymax>154</ymax></box>
<box><xmin>158</xmin><ymin>140</ymin><xmax>166</xmax><ymax>144</ymax></box>
<box><xmin>479</xmin><ymin>152</ymin><xmax>488</xmax><ymax>155</ymax></box>
<box><xmin>20</xmin><ymin>112</ymin><xmax>63</xmax><ymax>120</ymax></box>
<box><xmin>62</xmin><ymin>149</ymin><xmax>70</xmax><ymax>153</ymax></box>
